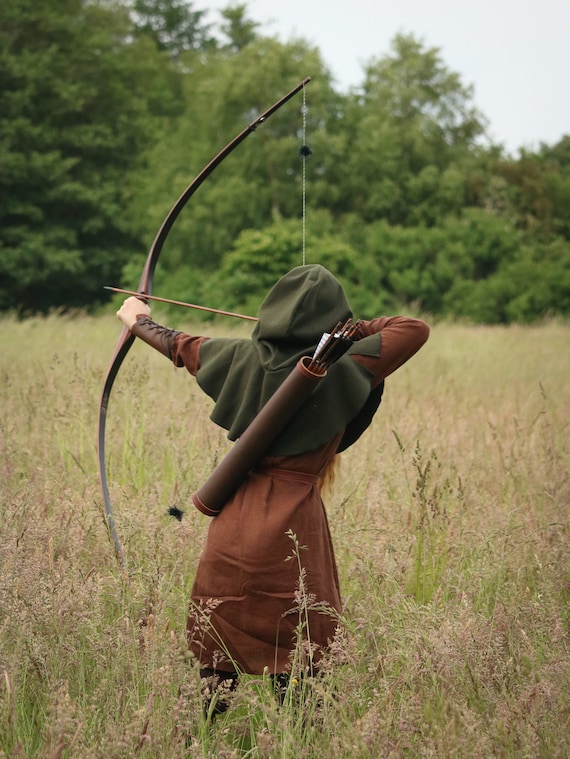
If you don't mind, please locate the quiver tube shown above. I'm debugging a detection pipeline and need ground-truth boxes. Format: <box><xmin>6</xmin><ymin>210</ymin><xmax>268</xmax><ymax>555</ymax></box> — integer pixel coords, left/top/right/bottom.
<box><xmin>192</xmin><ymin>357</ymin><xmax>326</xmax><ymax>516</ymax></box>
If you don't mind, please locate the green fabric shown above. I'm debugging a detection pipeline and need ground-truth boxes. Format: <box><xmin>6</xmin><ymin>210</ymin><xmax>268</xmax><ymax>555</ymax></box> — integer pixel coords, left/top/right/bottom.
<box><xmin>196</xmin><ymin>265</ymin><xmax>381</xmax><ymax>456</ymax></box>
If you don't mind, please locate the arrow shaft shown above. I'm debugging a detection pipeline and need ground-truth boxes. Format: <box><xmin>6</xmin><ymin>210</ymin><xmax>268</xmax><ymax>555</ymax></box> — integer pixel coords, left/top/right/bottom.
<box><xmin>105</xmin><ymin>286</ymin><xmax>258</xmax><ymax>321</ymax></box>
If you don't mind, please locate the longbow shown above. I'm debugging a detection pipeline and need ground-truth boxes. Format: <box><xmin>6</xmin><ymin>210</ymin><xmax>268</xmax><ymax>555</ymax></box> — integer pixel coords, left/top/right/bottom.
<box><xmin>97</xmin><ymin>77</ymin><xmax>311</xmax><ymax>565</ymax></box>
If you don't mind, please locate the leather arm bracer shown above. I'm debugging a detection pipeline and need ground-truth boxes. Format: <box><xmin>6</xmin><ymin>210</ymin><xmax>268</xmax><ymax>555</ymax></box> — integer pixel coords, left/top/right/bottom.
<box><xmin>130</xmin><ymin>316</ymin><xmax>182</xmax><ymax>361</ymax></box>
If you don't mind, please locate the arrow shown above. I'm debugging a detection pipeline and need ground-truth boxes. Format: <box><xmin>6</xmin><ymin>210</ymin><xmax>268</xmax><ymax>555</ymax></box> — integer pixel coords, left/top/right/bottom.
<box><xmin>104</xmin><ymin>286</ymin><xmax>258</xmax><ymax>321</ymax></box>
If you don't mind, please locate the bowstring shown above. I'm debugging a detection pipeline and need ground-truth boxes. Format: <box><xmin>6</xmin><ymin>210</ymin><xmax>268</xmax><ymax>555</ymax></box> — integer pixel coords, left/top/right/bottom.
<box><xmin>301</xmin><ymin>83</ymin><xmax>307</xmax><ymax>266</ymax></box>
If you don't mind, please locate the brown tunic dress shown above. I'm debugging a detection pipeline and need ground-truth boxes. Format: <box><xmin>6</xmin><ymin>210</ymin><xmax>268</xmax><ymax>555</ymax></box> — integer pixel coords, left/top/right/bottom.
<box><xmin>172</xmin><ymin>316</ymin><xmax>429</xmax><ymax>675</ymax></box>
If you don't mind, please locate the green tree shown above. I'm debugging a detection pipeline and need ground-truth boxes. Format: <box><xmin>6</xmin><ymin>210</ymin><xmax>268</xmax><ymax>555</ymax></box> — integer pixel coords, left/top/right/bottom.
<box><xmin>218</xmin><ymin>3</ymin><xmax>260</xmax><ymax>52</ymax></box>
<box><xmin>131</xmin><ymin>0</ymin><xmax>216</xmax><ymax>57</ymax></box>
<box><xmin>492</xmin><ymin>137</ymin><xmax>570</xmax><ymax>240</ymax></box>
<box><xmin>0</xmin><ymin>0</ymin><xmax>179</xmax><ymax>313</ymax></box>
<box><xmin>338</xmin><ymin>34</ymin><xmax>487</xmax><ymax>224</ymax></box>
<box><xmin>452</xmin><ymin>237</ymin><xmax>570</xmax><ymax>323</ymax></box>
<box><xmin>125</xmin><ymin>33</ymin><xmax>337</xmax><ymax>292</ymax></box>
<box><xmin>198</xmin><ymin>216</ymin><xmax>383</xmax><ymax>319</ymax></box>
<box><xmin>356</xmin><ymin>209</ymin><xmax>522</xmax><ymax>318</ymax></box>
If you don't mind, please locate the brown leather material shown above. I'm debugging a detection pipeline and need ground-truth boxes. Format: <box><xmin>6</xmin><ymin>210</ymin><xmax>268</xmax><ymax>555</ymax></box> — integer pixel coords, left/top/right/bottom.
<box><xmin>192</xmin><ymin>357</ymin><xmax>326</xmax><ymax>515</ymax></box>
<box><xmin>193</xmin><ymin>492</ymin><xmax>223</xmax><ymax>518</ymax></box>
<box><xmin>130</xmin><ymin>317</ymin><xmax>181</xmax><ymax>360</ymax></box>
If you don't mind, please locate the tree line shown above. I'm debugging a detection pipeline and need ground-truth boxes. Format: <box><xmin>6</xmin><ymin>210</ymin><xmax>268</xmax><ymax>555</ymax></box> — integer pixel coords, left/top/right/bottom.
<box><xmin>1</xmin><ymin>0</ymin><xmax>569</xmax><ymax>323</ymax></box>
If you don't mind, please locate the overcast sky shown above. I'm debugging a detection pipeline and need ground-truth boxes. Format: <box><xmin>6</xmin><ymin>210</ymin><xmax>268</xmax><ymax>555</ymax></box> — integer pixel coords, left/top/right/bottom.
<box><xmin>204</xmin><ymin>0</ymin><xmax>570</xmax><ymax>155</ymax></box>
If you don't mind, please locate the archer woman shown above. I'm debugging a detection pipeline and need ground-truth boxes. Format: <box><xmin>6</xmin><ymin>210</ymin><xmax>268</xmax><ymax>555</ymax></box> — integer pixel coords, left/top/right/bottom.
<box><xmin>116</xmin><ymin>264</ymin><xmax>429</xmax><ymax>714</ymax></box>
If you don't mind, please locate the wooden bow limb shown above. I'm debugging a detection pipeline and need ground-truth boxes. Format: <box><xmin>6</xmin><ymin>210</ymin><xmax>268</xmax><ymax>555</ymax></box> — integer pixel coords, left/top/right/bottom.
<box><xmin>98</xmin><ymin>77</ymin><xmax>311</xmax><ymax>566</ymax></box>
<box><xmin>105</xmin><ymin>286</ymin><xmax>258</xmax><ymax>321</ymax></box>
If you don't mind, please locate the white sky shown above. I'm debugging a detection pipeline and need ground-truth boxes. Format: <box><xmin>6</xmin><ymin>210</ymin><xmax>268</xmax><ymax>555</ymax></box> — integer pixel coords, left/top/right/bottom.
<box><xmin>204</xmin><ymin>0</ymin><xmax>570</xmax><ymax>155</ymax></box>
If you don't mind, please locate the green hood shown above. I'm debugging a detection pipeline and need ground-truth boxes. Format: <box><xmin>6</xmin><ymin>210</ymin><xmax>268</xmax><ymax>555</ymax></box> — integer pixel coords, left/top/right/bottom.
<box><xmin>252</xmin><ymin>263</ymin><xmax>352</xmax><ymax>370</ymax></box>
<box><xmin>196</xmin><ymin>265</ymin><xmax>381</xmax><ymax>456</ymax></box>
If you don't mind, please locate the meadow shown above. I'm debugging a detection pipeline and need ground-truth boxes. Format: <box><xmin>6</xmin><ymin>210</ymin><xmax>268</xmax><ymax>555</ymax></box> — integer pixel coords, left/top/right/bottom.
<box><xmin>1</xmin><ymin>313</ymin><xmax>569</xmax><ymax>758</ymax></box>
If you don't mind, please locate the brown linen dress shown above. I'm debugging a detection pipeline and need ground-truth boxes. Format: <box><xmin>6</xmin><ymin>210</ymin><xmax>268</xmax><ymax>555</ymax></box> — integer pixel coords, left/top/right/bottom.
<box><xmin>171</xmin><ymin>315</ymin><xmax>429</xmax><ymax>675</ymax></box>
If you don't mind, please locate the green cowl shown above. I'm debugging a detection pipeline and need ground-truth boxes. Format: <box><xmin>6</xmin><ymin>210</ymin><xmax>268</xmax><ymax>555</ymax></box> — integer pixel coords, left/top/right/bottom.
<box><xmin>196</xmin><ymin>265</ymin><xmax>382</xmax><ymax>456</ymax></box>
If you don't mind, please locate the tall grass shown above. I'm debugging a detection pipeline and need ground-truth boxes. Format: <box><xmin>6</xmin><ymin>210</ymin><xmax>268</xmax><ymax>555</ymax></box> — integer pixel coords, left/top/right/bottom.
<box><xmin>1</xmin><ymin>314</ymin><xmax>569</xmax><ymax>757</ymax></box>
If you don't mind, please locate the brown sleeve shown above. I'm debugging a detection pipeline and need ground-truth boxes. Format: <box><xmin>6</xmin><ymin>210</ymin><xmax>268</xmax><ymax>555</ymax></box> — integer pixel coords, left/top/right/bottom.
<box><xmin>130</xmin><ymin>316</ymin><xmax>182</xmax><ymax>362</ymax></box>
<box><xmin>352</xmin><ymin>316</ymin><xmax>430</xmax><ymax>386</ymax></box>
<box><xmin>171</xmin><ymin>333</ymin><xmax>210</xmax><ymax>376</ymax></box>
<box><xmin>130</xmin><ymin>317</ymin><xmax>209</xmax><ymax>374</ymax></box>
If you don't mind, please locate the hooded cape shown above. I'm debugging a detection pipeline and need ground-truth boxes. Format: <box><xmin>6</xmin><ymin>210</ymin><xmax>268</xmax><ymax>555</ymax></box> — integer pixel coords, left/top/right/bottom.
<box><xmin>196</xmin><ymin>265</ymin><xmax>382</xmax><ymax>456</ymax></box>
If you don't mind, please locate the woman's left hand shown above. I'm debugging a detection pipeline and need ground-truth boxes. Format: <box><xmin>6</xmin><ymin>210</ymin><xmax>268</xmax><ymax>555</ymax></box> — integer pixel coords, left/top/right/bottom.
<box><xmin>116</xmin><ymin>296</ymin><xmax>151</xmax><ymax>330</ymax></box>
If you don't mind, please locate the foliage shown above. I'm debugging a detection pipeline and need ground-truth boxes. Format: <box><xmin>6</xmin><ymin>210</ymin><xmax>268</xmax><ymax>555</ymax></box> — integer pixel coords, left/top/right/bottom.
<box><xmin>0</xmin><ymin>1</ymin><xmax>569</xmax><ymax>322</ymax></box>
<box><xmin>131</xmin><ymin>0</ymin><xmax>216</xmax><ymax>57</ymax></box>
<box><xmin>335</xmin><ymin>33</ymin><xmax>487</xmax><ymax>225</ymax></box>
<box><xmin>455</xmin><ymin>236</ymin><xmax>570</xmax><ymax>323</ymax></box>
<box><xmin>182</xmin><ymin>212</ymin><xmax>396</xmax><ymax>320</ymax></box>
<box><xmin>124</xmin><ymin>34</ymin><xmax>336</xmax><ymax>281</ymax></box>
<box><xmin>0</xmin><ymin>0</ymin><xmax>184</xmax><ymax>313</ymax></box>
<box><xmin>218</xmin><ymin>3</ymin><xmax>261</xmax><ymax>52</ymax></box>
<box><xmin>494</xmin><ymin>140</ymin><xmax>570</xmax><ymax>240</ymax></box>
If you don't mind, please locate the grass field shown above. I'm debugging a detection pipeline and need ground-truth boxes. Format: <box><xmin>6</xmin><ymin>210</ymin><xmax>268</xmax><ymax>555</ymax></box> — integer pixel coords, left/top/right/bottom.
<box><xmin>1</xmin><ymin>313</ymin><xmax>569</xmax><ymax>758</ymax></box>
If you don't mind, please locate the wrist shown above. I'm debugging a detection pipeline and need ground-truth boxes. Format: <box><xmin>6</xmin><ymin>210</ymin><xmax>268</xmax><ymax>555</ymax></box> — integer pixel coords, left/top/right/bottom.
<box><xmin>130</xmin><ymin>316</ymin><xmax>181</xmax><ymax>360</ymax></box>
